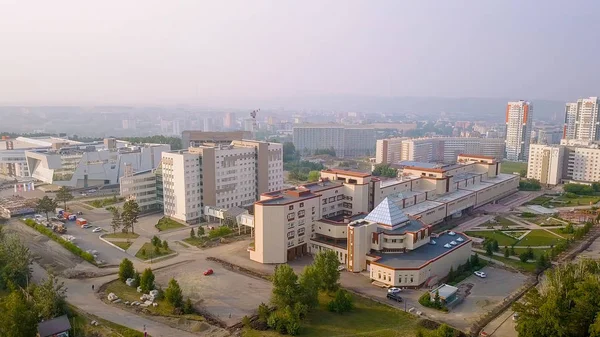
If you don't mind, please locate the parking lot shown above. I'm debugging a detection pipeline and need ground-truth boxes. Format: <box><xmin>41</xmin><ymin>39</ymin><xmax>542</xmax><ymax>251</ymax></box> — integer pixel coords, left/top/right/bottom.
<box><xmin>339</xmin><ymin>265</ymin><xmax>529</xmax><ymax>331</ymax></box>
<box><xmin>153</xmin><ymin>259</ymin><xmax>273</xmax><ymax>327</ymax></box>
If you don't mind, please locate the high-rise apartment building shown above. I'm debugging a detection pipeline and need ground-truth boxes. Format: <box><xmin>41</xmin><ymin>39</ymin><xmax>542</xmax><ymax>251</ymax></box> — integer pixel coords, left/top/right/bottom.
<box><xmin>505</xmin><ymin>100</ymin><xmax>533</xmax><ymax>161</ymax></box>
<box><xmin>376</xmin><ymin>137</ymin><xmax>505</xmax><ymax>164</ymax></box>
<box><xmin>527</xmin><ymin>144</ymin><xmax>564</xmax><ymax>185</ymax></box>
<box><xmin>224</xmin><ymin>112</ymin><xmax>236</xmax><ymax>128</ymax></box>
<box><xmin>161</xmin><ymin>140</ymin><xmax>283</xmax><ymax>224</ymax></box>
<box><xmin>293</xmin><ymin>125</ymin><xmax>375</xmax><ymax>158</ymax></box>
<box><xmin>563</xmin><ymin>97</ymin><xmax>600</xmax><ymax>141</ymax></box>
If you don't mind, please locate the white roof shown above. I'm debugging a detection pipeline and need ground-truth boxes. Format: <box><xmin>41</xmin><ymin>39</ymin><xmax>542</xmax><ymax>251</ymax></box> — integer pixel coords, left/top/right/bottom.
<box><xmin>364</xmin><ymin>197</ymin><xmax>409</xmax><ymax>226</ymax></box>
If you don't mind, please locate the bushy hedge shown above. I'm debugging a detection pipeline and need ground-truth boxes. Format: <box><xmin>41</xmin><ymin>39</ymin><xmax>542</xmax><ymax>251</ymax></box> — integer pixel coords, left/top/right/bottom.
<box><xmin>208</xmin><ymin>226</ymin><xmax>233</xmax><ymax>239</ymax></box>
<box><xmin>22</xmin><ymin>219</ymin><xmax>96</xmax><ymax>264</ymax></box>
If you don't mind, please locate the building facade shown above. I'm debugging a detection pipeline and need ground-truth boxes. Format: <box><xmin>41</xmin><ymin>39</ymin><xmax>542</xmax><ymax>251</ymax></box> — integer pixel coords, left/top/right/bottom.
<box><xmin>505</xmin><ymin>100</ymin><xmax>533</xmax><ymax>161</ymax></box>
<box><xmin>249</xmin><ymin>154</ymin><xmax>518</xmax><ymax>281</ymax></box>
<box><xmin>181</xmin><ymin>131</ymin><xmax>251</xmax><ymax>149</ymax></box>
<box><xmin>564</xmin><ymin>97</ymin><xmax>600</xmax><ymax>141</ymax></box>
<box><xmin>161</xmin><ymin>140</ymin><xmax>283</xmax><ymax>224</ymax></box>
<box><xmin>25</xmin><ymin>139</ymin><xmax>168</xmax><ymax>188</ymax></box>
<box><xmin>527</xmin><ymin>144</ymin><xmax>565</xmax><ymax>185</ymax></box>
<box><xmin>292</xmin><ymin>125</ymin><xmax>375</xmax><ymax>158</ymax></box>
<box><xmin>119</xmin><ymin>167</ymin><xmax>160</xmax><ymax>212</ymax></box>
<box><xmin>527</xmin><ymin>140</ymin><xmax>600</xmax><ymax>185</ymax></box>
<box><xmin>376</xmin><ymin>137</ymin><xmax>407</xmax><ymax>164</ymax></box>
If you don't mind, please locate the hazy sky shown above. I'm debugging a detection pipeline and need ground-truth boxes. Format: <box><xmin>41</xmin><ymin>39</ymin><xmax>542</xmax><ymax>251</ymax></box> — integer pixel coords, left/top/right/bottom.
<box><xmin>1</xmin><ymin>0</ymin><xmax>599</xmax><ymax>105</ymax></box>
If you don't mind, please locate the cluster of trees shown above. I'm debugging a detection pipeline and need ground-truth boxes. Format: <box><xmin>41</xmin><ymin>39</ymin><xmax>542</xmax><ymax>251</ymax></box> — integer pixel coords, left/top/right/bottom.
<box><xmin>250</xmin><ymin>251</ymin><xmax>348</xmax><ymax>335</ymax></box>
<box><xmin>283</xmin><ymin>142</ymin><xmax>300</xmax><ymax>163</ymax></box>
<box><xmin>444</xmin><ymin>254</ymin><xmax>482</xmax><ymax>287</ymax></box>
<box><xmin>313</xmin><ymin>148</ymin><xmax>336</xmax><ymax>157</ymax></box>
<box><xmin>151</xmin><ymin>235</ymin><xmax>169</xmax><ymax>251</ymax></box>
<box><xmin>109</xmin><ymin>200</ymin><xmax>141</xmax><ymax>234</ymax></box>
<box><xmin>35</xmin><ymin>196</ymin><xmax>59</xmax><ymax>221</ymax></box>
<box><xmin>0</xmin><ymin>228</ymin><xmax>69</xmax><ymax>337</ymax></box>
<box><xmin>419</xmin><ymin>291</ymin><xmax>445</xmax><ymax>311</ymax></box>
<box><xmin>286</xmin><ymin>161</ymin><xmax>325</xmax><ymax>182</ymax></box>
<box><xmin>121</xmin><ymin>136</ymin><xmax>182</xmax><ymax>150</ymax></box>
<box><xmin>563</xmin><ymin>182</ymin><xmax>600</xmax><ymax>196</ymax></box>
<box><xmin>164</xmin><ymin>278</ymin><xmax>194</xmax><ymax>315</ymax></box>
<box><xmin>189</xmin><ymin>226</ymin><xmax>205</xmax><ymax>238</ymax></box>
<box><xmin>118</xmin><ymin>259</ymin><xmax>158</xmax><ymax>297</ymax></box>
<box><xmin>513</xmin><ymin>259</ymin><xmax>600</xmax><ymax>337</ymax></box>
<box><xmin>519</xmin><ymin>179</ymin><xmax>542</xmax><ymax>191</ymax></box>
<box><xmin>485</xmin><ymin>239</ymin><xmax>500</xmax><ymax>256</ymax></box>
<box><xmin>372</xmin><ymin>164</ymin><xmax>398</xmax><ymax>178</ymax></box>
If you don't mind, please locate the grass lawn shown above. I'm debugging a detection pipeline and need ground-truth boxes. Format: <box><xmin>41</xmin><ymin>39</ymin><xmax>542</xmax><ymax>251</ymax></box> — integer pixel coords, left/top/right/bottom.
<box><xmin>135</xmin><ymin>242</ymin><xmax>174</xmax><ymax>259</ymax></box>
<box><xmin>489</xmin><ymin>255</ymin><xmax>537</xmax><ymax>273</ymax></box>
<box><xmin>517</xmin><ymin>229</ymin><xmax>565</xmax><ymax>246</ymax></box>
<box><xmin>112</xmin><ymin>241</ymin><xmax>133</xmax><ymax>250</ymax></box>
<box><xmin>500</xmin><ymin>161</ymin><xmax>527</xmax><ymax>175</ymax></box>
<box><xmin>503</xmin><ymin>231</ymin><xmax>527</xmax><ymax>239</ymax></box>
<box><xmin>103</xmin><ymin>232</ymin><xmax>140</xmax><ymax>239</ymax></box>
<box><xmin>513</xmin><ymin>247</ymin><xmax>549</xmax><ymax>259</ymax></box>
<box><xmin>156</xmin><ymin>217</ymin><xmax>186</xmax><ymax>231</ymax></box>
<box><xmin>534</xmin><ymin>217</ymin><xmax>568</xmax><ymax>226</ymax></box>
<box><xmin>552</xmin><ymin>195</ymin><xmax>600</xmax><ymax>206</ymax></box>
<box><xmin>85</xmin><ymin>196</ymin><xmax>124</xmax><ymax>208</ymax></box>
<box><xmin>243</xmin><ymin>293</ymin><xmax>419</xmax><ymax>337</ymax></box>
<box><xmin>69</xmin><ymin>304</ymin><xmax>148</xmax><ymax>337</ymax></box>
<box><xmin>183</xmin><ymin>236</ymin><xmax>209</xmax><ymax>248</ymax></box>
<box><xmin>547</xmin><ymin>228</ymin><xmax>574</xmax><ymax>239</ymax></box>
<box><xmin>525</xmin><ymin>196</ymin><xmax>554</xmax><ymax>206</ymax></box>
<box><xmin>495</xmin><ymin>217</ymin><xmax>520</xmax><ymax>228</ymax></box>
<box><xmin>104</xmin><ymin>280</ymin><xmax>204</xmax><ymax>322</ymax></box>
<box><xmin>465</xmin><ymin>230</ymin><xmax>518</xmax><ymax>246</ymax></box>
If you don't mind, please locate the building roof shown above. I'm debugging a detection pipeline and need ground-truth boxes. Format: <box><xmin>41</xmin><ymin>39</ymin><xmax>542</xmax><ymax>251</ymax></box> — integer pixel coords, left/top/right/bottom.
<box><xmin>38</xmin><ymin>315</ymin><xmax>71</xmax><ymax>337</ymax></box>
<box><xmin>321</xmin><ymin>168</ymin><xmax>371</xmax><ymax>178</ymax></box>
<box><xmin>429</xmin><ymin>284</ymin><xmax>459</xmax><ymax>299</ymax></box>
<box><xmin>300</xmin><ymin>179</ymin><xmax>344</xmax><ymax>193</ymax></box>
<box><xmin>378</xmin><ymin>219</ymin><xmax>427</xmax><ymax>235</ymax></box>
<box><xmin>372</xmin><ymin>232</ymin><xmax>471</xmax><ymax>269</ymax></box>
<box><xmin>257</xmin><ymin>188</ymin><xmax>319</xmax><ymax>205</ymax></box>
<box><xmin>401</xmin><ymin>199</ymin><xmax>444</xmax><ymax>216</ymax></box>
<box><xmin>458</xmin><ymin>154</ymin><xmax>496</xmax><ymax>160</ymax></box>
<box><xmin>397</xmin><ymin>161</ymin><xmax>443</xmax><ymax>169</ymax></box>
<box><xmin>365</xmin><ymin>197</ymin><xmax>409</xmax><ymax>226</ymax></box>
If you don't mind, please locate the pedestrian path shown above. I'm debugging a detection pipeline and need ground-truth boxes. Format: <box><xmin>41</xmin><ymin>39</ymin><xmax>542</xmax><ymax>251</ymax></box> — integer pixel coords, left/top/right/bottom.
<box><xmin>126</xmin><ymin>236</ymin><xmax>147</xmax><ymax>255</ymax></box>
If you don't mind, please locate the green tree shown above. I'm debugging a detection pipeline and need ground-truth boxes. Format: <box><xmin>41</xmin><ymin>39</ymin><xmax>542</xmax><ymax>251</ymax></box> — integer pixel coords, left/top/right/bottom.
<box><xmin>504</xmin><ymin>247</ymin><xmax>510</xmax><ymax>258</ymax></box>
<box><xmin>32</xmin><ymin>274</ymin><xmax>67</xmax><ymax>320</ymax></box>
<box><xmin>271</xmin><ymin>265</ymin><xmax>300</xmax><ymax>308</ymax></box>
<box><xmin>307</xmin><ymin>170</ymin><xmax>321</xmax><ymax>182</ymax></box>
<box><xmin>486</xmin><ymin>243</ymin><xmax>493</xmax><ymax>256</ymax></box>
<box><xmin>0</xmin><ymin>233</ymin><xmax>32</xmax><ymax>290</ymax></box>
<box><xmin>140</xmin><ymin>268</ymin><xmax>155</xmax><ymax>293</ymax></box>
<box><xmin>492</xmin><ymin>239</ymin><xmax>499</xmax><ymax>252</ymax></box>
<box><xmin>118</xmin><ymin>258</ymin><xmax>135</xmax><ymax>282</ymax></box>
<box><xmin>433</xmin><ymin>290</ymin><xmax>441</xmax><ymax>308</ymax></box>
<box><xmin>372</xmin><ymin>164</ymin><xmax>398</xmax><ymax>178</ymax></box>
<box><xmin>190</xmin><ymin>227</ymin><xmax>195</xmax><ymax>238</ymax></box>
<box><xmin>283</xmin><ymin>142</ymin><xmax>299</xmax><ymax>163</ymax></box>
<box><xmin>151</xmin><ymin>235</ymin><xmax>161</xmax><ymax>246</ymax></box>
<box><xmin>54</xmin><ymin>186</ymin><xmax>74</xmax><ymax>210</ymax></box>
<box><xmin>471</xmin><ymin>253</ymin><xmax>480</xmax><ymax>267</ymax></box>
<box><xmin>197</xmin><ymin>226</ymin><xmax>205</xmax><ymax>236</ymax></box>
<box><xmin>446</xmin><ymin>266</ymin><xmax>455</xmax><ymax>283</ymax></box>
<box><xmin>183</xmin><ymin>298</ymin><xmax>194</xmax><ymax>314</ymax></box>
<box><xmin>313</xmin><ymin>250</ymin><xmax>340</xmax><ymax>293</ymax></box>
<box><xmin>36</xmin><ymin>196</ymin><xmax>58</xmax><ymax>221</ymax></box>
<box><xmin>434</xmin><ymin>324</ymin><xmax>457</xmax><ymax>337</ymax></box>
<box><xmin>110</xmin><ymin>207</ymin><xmax>122</xmax><ymax>234</ymax></box>
<box><xmin>164</xmin><ymin>278</ymin><xmax>184</xmax><ymax>308</ymax></box>
<box><xmin>162</xmin><ymin>240</ymin><xmax>169</xmax><ymax>250</ymax></box>
<box><xmin>0</xmin><ymin>290</ymin><xmax>38</xmax><ymax>337</ymax></box>
<box><xmin>122</xmin><ymin>199</ymin><xmax>140</xmax><ymax>234</ymax></box>
<box><xmin>327</xmin><ymin>289</ymin><xmax>353</xmax><ymax>314</ymax></box>
<box><xmin>298</xmin><ymin>265</ymin><xmax>320</xmax><ymax>309</ymax></box>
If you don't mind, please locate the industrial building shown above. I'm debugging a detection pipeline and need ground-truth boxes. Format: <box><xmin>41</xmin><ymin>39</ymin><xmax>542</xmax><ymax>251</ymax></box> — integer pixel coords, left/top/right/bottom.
<box><xmin>249</xmin><ymin>154</ymin><xmax>518</xmax><ymax>286</ymax></box>
<box><xmin>25</xmin><ymin>138</ymin><xmax>169</xmax><ymax>188</ymax></box>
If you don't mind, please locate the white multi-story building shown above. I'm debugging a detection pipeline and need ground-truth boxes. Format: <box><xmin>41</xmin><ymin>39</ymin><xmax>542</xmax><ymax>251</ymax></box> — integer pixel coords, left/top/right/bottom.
<box><xmin>564</xmin><ymin>97</ymin><xmax>600</xmax><ymax>141</ymax></box>
<box><xmin>120</xmin><ymin>167</ymin><xmax>159</xmax><ymax>213</ymax></box>
<box><xmin>25</xmin><ymin>138</ymin><xmax>168</xmax><ymax>188</ymax></box>
<box><xmin>505</xmin><ymin>100</ymin><xmax>533</xmax><ymax>161</ymax></box>
<box><xmin>293</xmin><ymin>125</ymin><xmax>376</xmax><ymax>158</ymax></box>
<box><xmin>527</xmin><ymin>144</ymin><xmax>565</xmax><ymax>186</ymax></box>
<box><xmin>161</xmin><ymin>140</ymin><xmax>283</xmax><ymax>224</ymax></box>
<box><xmin>375</xmin><ymin>137</ymin><xmax>505</xmax><ymax>164</ymax></box>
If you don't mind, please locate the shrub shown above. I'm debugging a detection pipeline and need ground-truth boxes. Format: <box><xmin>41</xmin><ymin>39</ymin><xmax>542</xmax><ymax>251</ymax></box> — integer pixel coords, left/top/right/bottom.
<box><xmin>242</xmin><ymin>315</ymin><xmax>251</xmax><ymax>328</ymax></box>
<box><xmin>118</xmin><ymin>258</ymin><xmax>135</xmax><ymax>282</ymax></box>
<box><xmin>151</xmin><ymin>236</ymin><xmax>161</xmax><ymax>246</ymax></box>
<box><xmin>208</xmin><ymin>226</ymin><xmax>233</xmax><ymax>239</ymax></box>
<box><xmin>190</xmin><ymin>228</ymin><xmax>195</xmax><ymax>238</ymax></box>
<box><xmin>140</xmin><ymin>268</ymin><xmax>155</xmax><ymax>293</ymax></box>
<box><xmin>164</xmin><ymin>278</ymin><xmax>183</xmax><ymax>308</ymax></box>
<box><xmin>197</xmin><ymin>226</ymin><xmax>205</xmax><ymax>236</ymax></box>
<box><xmin>183</xmin><ymin>298</ymin><xmax>194</xmax><ymax>314</ymax></box>
<box><xmin>258</xmin><ymin>303</ymin><xmax>271</xmax><ymax>322</ymax></box>
<box><xmin>327</xmin><ymin>289</ymin><xmax>353</xmax><ymax>314</ymax></box>
<box><xmin>132</xmin><ymin>272</ymin><xmax>141</xmax><ymax>287</ymax></box>
<box><xmin>162</xmin><ymin>240</ymin><xmax>169</xmax><ymax>250</ymax></box>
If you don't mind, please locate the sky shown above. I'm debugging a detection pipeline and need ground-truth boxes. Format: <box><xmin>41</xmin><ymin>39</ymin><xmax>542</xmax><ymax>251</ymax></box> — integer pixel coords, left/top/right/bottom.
<box><xmin>0</xmin><ymin>0</ymin><xmax>599</xmax><ymax>105</ymax></box>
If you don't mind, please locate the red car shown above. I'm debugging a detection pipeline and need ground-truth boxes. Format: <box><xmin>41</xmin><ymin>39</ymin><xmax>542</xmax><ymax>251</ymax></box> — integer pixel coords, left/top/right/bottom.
<box><xmin>204</xmin><ymin>269</ymin><xmax>214</xmax><ymax>276</ymax></box>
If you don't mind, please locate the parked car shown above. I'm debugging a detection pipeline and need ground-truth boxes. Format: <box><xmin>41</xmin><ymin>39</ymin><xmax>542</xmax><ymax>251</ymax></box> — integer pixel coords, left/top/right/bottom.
<box><xmin>204</xmin><ymin>269</ymin><xmax>214</xmax><ymax>276</ymax></box>
<box><xmin>82</xmin><ymin>224</ymin><xmax>92</xmax><ymax>229</ymax></box>
<box><xmin>92</xmin><ymin>227</ymin><xmax>102</xmax><ymax>233</ymax></box>
<box><xmin>386</xmin><ymin>293</ymin><xmax>402</xmax><ymax>302</ymax></box>
<box><xmin>388</xmin><ymin>287</ymin><xmax>402</xmax><ymax>294</ymax></box>
<box><xmin>474</xmin><ymin>271</ymin><xmax>487</xmax><ymax>278</ymax></box>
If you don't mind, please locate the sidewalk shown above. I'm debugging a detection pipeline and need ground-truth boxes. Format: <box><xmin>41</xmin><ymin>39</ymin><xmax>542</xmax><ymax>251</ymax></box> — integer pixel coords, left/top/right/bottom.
<box><xmin>126</xmin><ymin>236</ymin><xmax>147</xmax><ymax>255</ymax></box>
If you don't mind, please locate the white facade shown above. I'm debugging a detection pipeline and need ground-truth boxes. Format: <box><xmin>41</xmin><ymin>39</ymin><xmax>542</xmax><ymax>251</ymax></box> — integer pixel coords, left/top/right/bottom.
<box><xmin>385</xmin><ymin>137</ymin><xmax>506</xmax><ymax>163</ymax></box>
<box><xmin>293</xmin><ymin>126</ymin><xmax>375</xmax><ymax>158</ymax></box>
<box><xmin>505</xmin><ymin>100</ymin><xmax>533</xmax><ymax>161</ymax></box>
<box><xmin>564</xmin><ymin>97</ymin><xmax>600</xmax><ymax>142</ymax></box>
<box><xmin>161</xmin><ymin>140</ymin><xmax>283</xmax><ymax>224</ymax></box>
<box><xmin>527</xmin><ymin>144</ymin><xmax>564</xmax><ymax>186</ymax></box>
<box><xmin>25</xmin><ymin>141</ymin><xmax>168</xmax><ymax>187</ymax></box>
<box><xmin>376</xmin><ymin>138</ymin><xmax>407</xmax><ymax>164</ymax></box>
<box><xmin>120</xmin><ymin>169</ymin><xmax>159</xmax><ymax>212</ymax></box>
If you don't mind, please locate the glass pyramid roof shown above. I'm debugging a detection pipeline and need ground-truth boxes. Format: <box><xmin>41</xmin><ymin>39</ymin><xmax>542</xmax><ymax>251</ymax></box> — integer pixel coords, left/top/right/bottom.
<box><xmin>364</xmin><ymin>197</ymin><xmax>409</xmax><ymax>227</ymax></box>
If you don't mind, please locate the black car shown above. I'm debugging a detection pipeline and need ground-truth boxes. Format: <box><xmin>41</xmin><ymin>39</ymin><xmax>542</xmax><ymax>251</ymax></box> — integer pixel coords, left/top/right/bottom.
<box><xmin>387</xmin><ymin>293</ymin><xmax>403</xmax><ymax>302</ymax></box>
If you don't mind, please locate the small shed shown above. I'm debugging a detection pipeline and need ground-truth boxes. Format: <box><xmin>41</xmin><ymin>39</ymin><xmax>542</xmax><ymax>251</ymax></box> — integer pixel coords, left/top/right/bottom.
<box><xmin>38</xmin><ymin>314</ymin><xmax>71</xmax><ymax>337</ymax></box>
<box><xmin>429</xmin><ymin>283</ymin><xmax>459</xmax><ymax>304</ymax></box>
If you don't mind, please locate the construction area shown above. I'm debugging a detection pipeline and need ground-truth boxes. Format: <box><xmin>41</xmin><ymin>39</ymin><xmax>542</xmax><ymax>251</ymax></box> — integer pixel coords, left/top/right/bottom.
<box><xmin>0</xmin><ymin>195</ymin><xmax>37</xmax><ymax>219</ymax></box>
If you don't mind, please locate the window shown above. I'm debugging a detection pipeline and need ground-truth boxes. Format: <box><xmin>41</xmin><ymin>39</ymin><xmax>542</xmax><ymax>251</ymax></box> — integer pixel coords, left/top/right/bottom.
<box><xmin>287</xmin><ymin>231</ymin><xmax>295</xmax><ymax>239</ymax></box>
<box><xmin>323</xmin><ymin>199</ymin><xmax>327</xmax><ymax>205</ymax></box>
<box><xmin>298</xmin><ymin>210</ymin><xmax>305</xmax><ymax>218</ymax></box>
<box><xmin>287</xmin><ymin>213</ymin><xmax>295</xmax><ymax>221</ymax></box>
<box><xmin>337</xmin><ymin>195</ymin><xmax>343</xmax><ymax>201</ymax></box>
<box><xmin>289</xmin><ymin>205</ymin><xmax>294</xmax><ymax>211</ymax></box>
<box><xmin>300</xmin><ymin>202</ymin><xmax>304</xmax><ymax>207</ymax></box>
<box><xmin>298</xmin><ymin>228</ymin><xmax>305</xmax><ymax>236</ymax></box>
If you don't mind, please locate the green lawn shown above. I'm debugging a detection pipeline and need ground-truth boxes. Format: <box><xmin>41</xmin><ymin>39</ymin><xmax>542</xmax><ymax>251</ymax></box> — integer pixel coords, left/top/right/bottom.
<box><xmin>500</xmin><ymin>161</ymin><xmax>527</xmax><ymax>175</ymax></box>
<box><xmin>135</xmin><ymin>242</ymin><xmax>174</xmax><ymax>260</ymax></box>
<box><xmin>104</xmin><ymin>280</ymin><xmax>204</xmax><ymax>322</ymax></box>
<box><xmin>525</xmin><ymin>196</ymin><xmax>554</xmax><ymax>206</ymax></box>
<box><xmin>112</xmin><ymin>241</ymin><xmax>133</xmax><ymax>250</ymax></box>
<box><xmin>503</xmin><ymin>231</ymin><xmax>527</xmax><ymax>239</ymax></box>
<box><xmin>488</xmin><ymin>255</ymin><xmax>537</xmax><ymax>273</ymax></box>
<box><xmin>183</xmin><ymin>236</ymin><xmax>209</xmax><ymax>248</ymax></box>
<box><xmin>465</xmin><ymin>230</ymin><xmax>519</xmax><ymax>246</ymax></box>
<box><xmin>85</xmin><ymin>196</ymin><xmax>124</xmax><ymax>208</ymax></box>
<box><xmin>554</xmin><ymin>195</ymin><xmax>600</xmax><ymax>206</ymax></box>
<box><xmin>103</xmin><ymin>232</ymin><xmax>140</xmax><ymax>239</ymax></box>
<box><xmin>495</xmin><ymin>217</ymin><xmax>520</xmax><ymax>228</ymax></box>
<box><xmin>243</xmin><ymin>293</ymin><xmax>419</xmax><ymax>337</ymax></box>
<box><xmin>69</xmin><ymin>304</ymin><xmax>148</xmax><ymax>337</ymax></box>
<box><xmin>517</xmin><ymin>229</ymin><xmax>565</xmax><ymax>246</ymax></box>
<box><xmin>513</xmin><ymin>247</ymin><xmax>549</xmax><ymax>259</ymax></box>
<box><xmin>156</xmin><ymin>217</ymin><xmax>186</xmax><ymax>231</ymax></box>
<box><xmin>547</xmin><ymin>228</ymin><xmax>574</xmax><ymax>239</ymax></box>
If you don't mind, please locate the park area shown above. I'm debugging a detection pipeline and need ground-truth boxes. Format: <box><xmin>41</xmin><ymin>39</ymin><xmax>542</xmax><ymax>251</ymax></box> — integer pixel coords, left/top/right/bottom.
<box><xmin>155</xmin><ymin>217</ymin><xmax>186</xmax><ymax>231</ymax></box>
<box><xmin>466</xmin><ymin>229</ymin><xmax>566</xmax><ymax>247</ymax></box>
<box><xmin>500</xmin><ymin>161</ymin><xmax>526</xmax><ymax>175</ymax></box>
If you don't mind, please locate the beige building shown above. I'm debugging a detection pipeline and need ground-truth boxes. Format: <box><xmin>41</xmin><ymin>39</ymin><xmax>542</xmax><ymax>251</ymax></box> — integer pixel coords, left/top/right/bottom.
<box><xmin>250</xmin><ymin>154</ymin><xmax>517</xmax><ymax>285</ymax></box>
<box><xmin>564</xmin><ymin>97</ymin><xmax>600</xmax><ymax>141</ymax></box>
<box><xmin>119</xmin><ymin>167</ymin><xmax>160</xmax><ymax>213</ymax></box>
<box><xmin>527</xmin><ymin>144</ymin><xmax>564</xmax><ymax>186</ymax></box>
<box><xmin>162</xmin><ymin>140</ymin><xmax>283</xmax><ymax>224</ymax></box>
<box><xmin>181</xmin><ymin>131</ymin><xmax>251</xmax><ymax>148</ymax></box>
<box><xmin>375</xmin><ymin>137</ymin><xmax>505</xmax><ymax>164</ymax></box>
<box><xmin>527</xmin><ymin>140</ymin><xmax>600</xmax><ymax>185</ymax></box>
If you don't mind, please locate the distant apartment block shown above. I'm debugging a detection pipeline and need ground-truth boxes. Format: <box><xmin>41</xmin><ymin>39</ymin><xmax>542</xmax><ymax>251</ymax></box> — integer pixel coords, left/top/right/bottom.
<box><xmin>505</xmin><ymin>100</ymin><xmax>533</xmax><ymax>161</ymax></box>
<box><xmin>375</xmin><ymin>137</ymin><xmax>505</xmax><ymax>164</ymax></box>
<box><xmin>293</xmin><ymin>125</ymin><xmax>376</xmax><ymax>158</ymax></box>
<box><xmin>536</xmin><ymin>127</ymin><xmax>563</xmax><ymax>145</ymax></box>
<box><xmin>161</xmin><ymin>140</ymin><xmax>283</xmax><ymax>224</ymax></box>
<box><xmin>563</xmin><ymin>97</ymin><xmax>600</xmax><ymax>141</ymax></box>
<box><xmin>25</xmin><ymin>138</ymin><xmax>169</xmax><ymax>188</ymax></box>
<box><xmin>528</xmin><ymin>139</ymin><xmax>600</xmax><ymax>185</ymax></box>
<box><xmin>181</xmin><ymin>131</ymin><xmax>252</xmax><ymax>148</ymax></box>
